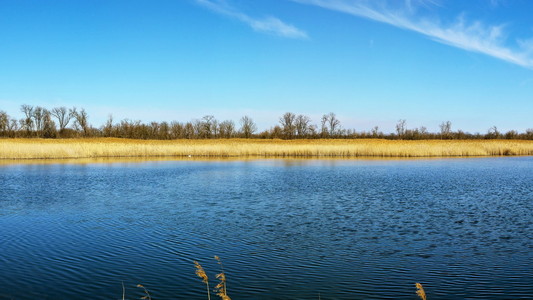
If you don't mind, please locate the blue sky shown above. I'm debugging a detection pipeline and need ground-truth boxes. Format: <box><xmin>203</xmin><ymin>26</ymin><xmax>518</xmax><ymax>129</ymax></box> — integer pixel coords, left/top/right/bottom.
<box><xmin>1</xmin><ymin>0</ymin><xmax>532</xmax><ymax>133</ymax></box>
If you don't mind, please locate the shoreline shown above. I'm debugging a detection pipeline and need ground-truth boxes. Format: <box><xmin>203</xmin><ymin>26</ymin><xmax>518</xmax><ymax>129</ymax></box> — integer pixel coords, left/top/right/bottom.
<box><xmin>1</xmin><ymin>138</ymin><xmax>533</xmax><ymax>160</ymax></box>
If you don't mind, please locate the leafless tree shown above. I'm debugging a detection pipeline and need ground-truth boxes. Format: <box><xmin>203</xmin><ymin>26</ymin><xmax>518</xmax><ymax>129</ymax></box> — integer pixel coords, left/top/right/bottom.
<box><xmin>51</xmin><ymin>106</ymin><xmax>73</xmax><ymax>134</ymax></box>
<box><xmin>72</xmin><ymin>108</ymin><xmax>90</xmax><ymax>136</ymax></box>
<box><xmin>42</xmin><ymin>110</ymin><xmax>57</xmax><ymax>138</ymax></box>
<box><xmin>295</xmin><ymin>114</ymin><xmax>312</xmax><ymax>137</ymax></box>
<box><xmin>0</xmin><ymin>111</ymin><xmax>8</xmax><ymax>136</ymax></box>
<box><xmin>396</xmin><ymin>119</ymin><xmax>407</xmax><ymax>138</ymax></box>
<box><xmin>8</xmin><ymin>119</ymin><xmax>18</xmax><ymax>137</ymax></box>
<box><xmin>219</xmin><ymin>120</ymin><xmax>235</xmax><ymax>138</ymax></box>
<box><xmin>320</xmin><ymin>114</ymin><xmax>328</xmax><ymax>137</ymax></box>
<box><xmin>279</xmin><ymin>112</ymin><xmax>296</xmax><ymax>139</ymax></box>
<box><xmin>439</xmin><ymin>121</ymin><xmax>452</xmax><ymax>138</ymax></box>
<box><xmin>159</xmin><ymin>121</ymin><xmax>170</xmax><ymax>139</ymax></box>
<box><xmin>103</xmin><ymin>115</ymin><xmax>114</xmax><ymax>137</ymax></box>
<box><xmin>326</xmin><ymin>112</ymin><xmax>340</xmax><ymax>136</ymax></box>
<box><xmin>201</xmin><ymin>115</ymin><xmax>216</xmax><ymax>138</ymax></box>
<box><xmin>32</xmin><ymin>106</ymin><xmax>45</xmax><ymax>136</ymax></box>
<box><xmin>371</xmin><ymin>126</ymin><xmax>380</xmax><ymax>137</ymax></box>
<box><xmin>240</xmin><ymin>115</ymin><xmax>257</xmax><ymax>138</ymax></box>
<box><xmin>487</xmin><ymin>126</ymin><xmax>500</xmax><ymax>139</ymax></box>
<box><xmin>20</xmin><ymin>104</ymin><xmax>34</xmax><ymax>134</ymax></box>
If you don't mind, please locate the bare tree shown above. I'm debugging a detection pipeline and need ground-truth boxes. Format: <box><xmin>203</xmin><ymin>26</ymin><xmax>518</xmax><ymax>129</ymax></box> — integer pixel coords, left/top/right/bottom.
<box><xmin>219</xmin><ymin>120</ymin><xmax>235</xmax><ymax>138</ymax></box>
<box><xmin>326</xmin><ymin>112</ymin><xmax>340</xmax><ymax>136</ymax></box>
<box><xmin>371</xmin><ymin>126</ymin><xmax>381</xmax><ymax>138</ymax></box>
<box><xmin>8</xmin><ymin>119</ymin><xmax>18</xmax><ymax>137</ymax></box>
<box><xmin>32</xmin><ymin>106</ymin><xmax>45</xmax><ymax>136</ymax></box>
<box><xmin>170</xmin><ymin>121</ymin><xmax>184</xmax><ymax>139</ymax></box>
<box><xmin>201</xmin><ymin>115</ymin><xmax>216</xmax><ymax>138</ymax></box>
<box><xmin>159</xmin><ymin>121</ymin><xmax>170</xmax><ymax>139</ymax></box>
<box><xmin>295</xmin><ymin>114</ymin><xmax>312</xmax><ymax>137</ymax></box>
<box><xmin>320</xmin><ymin>114</ymin><xmax>328</xmax><ymax>137</ymax></box>
<box><xmin>279</xmin><ymin>112</ymin><xmax>296</xmax><ymax>139</ymax></box>
<box><xmin>0</xmin><ymin>111</ymin><xmax>8</xmax><ymax>136</ymax></box>
<box><xmin>42</xmin><ymin>110</ymin><xmax>57</xmax><ymax>138</ymax></box>
<box><xmin>72</xmin><ymin>108</ymin><xmax>90</xmax><ymax>136</ymax></box>
<box><xmin>184</xmin><ymin>122</ymin><xmax>195</xmax><ymax>139</ymax></box>
<box><xmin>103</xmin><ymin>115</ymin><xmax>114</xmax><ymax>137</ymax></box>
<box><xmin>20</xmin><ymin>104</ymin><xmax>34</xmax><ymax>135</ymax></box>
<box><xmin>51</xmin><ymin>106</ymin><xmax>73</xmax><ymax>134</ymax></box>
<box><xmin>439</xmin><ymin>121</ymin><xmax>452</xmax><ymax>139</ymax></box>
<box><xmin>487</xmin><ymin>126</ymin><xmax>500</xmax><ymax>139</ymax></box>
<box><xmin>396</xmin><ymin>119</ymin><xmax>407</xmax><ymax>138</ymax></box>
<box><xmin>240</xmin><ymin>115</ymin><xmax>257</xmax><ymax>138</ymax></box>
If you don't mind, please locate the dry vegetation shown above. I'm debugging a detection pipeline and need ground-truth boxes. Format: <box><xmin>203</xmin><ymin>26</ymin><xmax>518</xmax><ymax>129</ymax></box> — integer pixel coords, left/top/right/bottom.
<box><xmin>190</xmin><ymin>258</ymin><xmax>427</xmax><ymax>300</ymax></box>
<box><xmin>1</xmin><ymin>138</ymin><xmax>533</xmax><ymax>159</ymax></box>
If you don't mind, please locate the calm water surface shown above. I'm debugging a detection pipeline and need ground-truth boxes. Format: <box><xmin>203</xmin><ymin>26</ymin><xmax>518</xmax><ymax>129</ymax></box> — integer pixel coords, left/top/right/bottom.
<box><xmin>0</xmin><ymin>157</ymin><xmax>532</xmax><ymax>299</ymax></box>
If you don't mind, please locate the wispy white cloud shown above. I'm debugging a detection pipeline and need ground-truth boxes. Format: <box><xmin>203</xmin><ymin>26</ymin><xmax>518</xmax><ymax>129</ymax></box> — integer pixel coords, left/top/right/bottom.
<box><xmin>195</xmin><ymin>0</ymin><xmax>308</xmax><ymax>39</ymax></box>
<box><xmin>293</xmin><ymin>0</ymin><xmax>533</xmax><ymax>68</ymax></box>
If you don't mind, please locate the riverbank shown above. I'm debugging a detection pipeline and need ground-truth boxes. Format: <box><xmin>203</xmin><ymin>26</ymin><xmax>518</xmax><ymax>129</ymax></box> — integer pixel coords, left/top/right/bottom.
<box><xmin>1</xmin><ymin>138</ymin><xmax>533</xmax><ymax>159</ymax></box>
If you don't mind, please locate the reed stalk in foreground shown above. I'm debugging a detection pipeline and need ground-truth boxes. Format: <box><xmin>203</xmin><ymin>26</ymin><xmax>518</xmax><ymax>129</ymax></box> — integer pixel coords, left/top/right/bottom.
<box><xmin>136</xmin><ymin>284</ymin><xmax>152</xmax><ymax>300</ymax></box>
<box><xmin>416</xmin><ymin>282</ymin><xmax>427</xmax><ymax>300</ymax></box>
<box><xmin>195</xmin><ymin>261</ymin><xmax>211</xmax><ymax>300</ymax></box>
<box><xmin>214</xmin><ymin>256</ymin><xmax>231</xmax><ymax>300</ymax></box>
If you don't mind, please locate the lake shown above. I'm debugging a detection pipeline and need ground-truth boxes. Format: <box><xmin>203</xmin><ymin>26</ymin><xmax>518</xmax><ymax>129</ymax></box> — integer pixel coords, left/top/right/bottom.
<box><xmin>0</xmin><ymin>157</ymin><xmax>532</xmax><ymax>299</ymax></box>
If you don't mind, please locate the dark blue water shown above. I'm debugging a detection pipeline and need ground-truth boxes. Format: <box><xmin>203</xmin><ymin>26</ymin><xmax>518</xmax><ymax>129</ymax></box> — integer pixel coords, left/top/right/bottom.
<box><xmin>0</xmin><ymin>157</ymin><xmax>532</xmax><ymax>299</ymax></box>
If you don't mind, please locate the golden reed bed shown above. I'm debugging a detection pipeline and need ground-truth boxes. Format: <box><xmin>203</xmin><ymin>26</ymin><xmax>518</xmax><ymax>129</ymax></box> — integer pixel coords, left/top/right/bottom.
<box><xmin>1</xmin><ymin>138</ymin><xmax>533</xmax><ymax>159</ymax></box>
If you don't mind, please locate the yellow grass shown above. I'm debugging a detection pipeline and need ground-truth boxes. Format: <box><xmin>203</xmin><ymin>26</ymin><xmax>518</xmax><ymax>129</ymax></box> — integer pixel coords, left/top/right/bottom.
<box><xmin>1</xmin><ymin>138</ymin><xmax>533</xmax><ymax>159</ymax></box>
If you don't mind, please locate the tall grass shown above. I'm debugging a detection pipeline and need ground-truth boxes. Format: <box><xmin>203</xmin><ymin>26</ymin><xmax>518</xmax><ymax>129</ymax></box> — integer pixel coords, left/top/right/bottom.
<box><xmin>1</xmin><ymin>138</ymin><xmax>533</xmax><ymax>159</ymax></box>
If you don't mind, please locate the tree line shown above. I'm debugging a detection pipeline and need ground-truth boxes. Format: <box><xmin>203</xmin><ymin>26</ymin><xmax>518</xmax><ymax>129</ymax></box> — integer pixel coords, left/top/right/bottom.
<box><xmin>0</xmin><ymin>105</ymin><xmax>532</xmax><ymax>140</ymax></box>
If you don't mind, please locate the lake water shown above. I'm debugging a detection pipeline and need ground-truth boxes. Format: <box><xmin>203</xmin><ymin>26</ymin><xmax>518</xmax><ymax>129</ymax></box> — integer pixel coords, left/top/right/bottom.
<box><xmin>0</xmin><ymin>157</ymin><xmax>532</xmax><ymax>299</ymax></box>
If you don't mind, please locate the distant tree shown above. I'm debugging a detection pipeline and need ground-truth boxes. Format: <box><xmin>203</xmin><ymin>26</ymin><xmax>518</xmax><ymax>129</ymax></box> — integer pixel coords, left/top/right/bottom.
<box><xmin>240</xmin><ymin>116</ymin><xmax>257</xmax><ymax>138</ymax></box>
<box><xmin>219</xmin><ymin>120</ymin><xmax>235</xmax><ymax>138</ymax></box>
<box><xmin>371</xmin><ymin>126</ymin><xmax>381</xmax><ymax>138</ymax></box>
<box><xmin>103</xmin><ymin>115</ymin><xmax>114</xmax><ymax>137</ymax></box>
<box><xmin>159</xmin><ymin>121</ymin><xmax>170</xmax><ymax>139</ymax></box>
<box><xmin>270</xmin><ymin>125</ymin><xmax>283</xmax><ymax>139</ymax></box>
<box><xmin>326</xmin><ymin>112</ymin><xmax>341</xmax><ymax>136</ymax></box>
<box><xmin>0</xmin><ymin>111</ymin><xmax>8</xmax><ymax>136</ymax></box>
<box><xmin>487</xmin><ymin>126</ymin><xmax>500</xmax><ymax>139</ymax></box>
<box><xmin>439</xmin><ymin>121</ymin><xmax>452</xmax><ymax>139</ymax></box>
<box><xmin>72</xmin><ymin>108</ymin><xmax>90</xmax><ymax>136</ymax></box>
<box><xmin>20</xmin><ymin>104</ymin><xmax>34</xmax><ymax>135</ymax></box>
<box><xmin>320</xmin><ymin>114</ymin><xmax>328</xmax><ymax>138</ymax></box>
<box><xmin>279</xmin><ymin>112</ymin><xmax>296</xmax><ymax>139</ymax></box>
<box><xmin>42</xmin><ymin>110</ymin><xmax>57</xmax><ymax>138</ymax></box>
<box><xmin>51</xmin><ymin>106</ymin><xmax>74</xmax><ymax>135</ymax></box>
<box><xmin>295</xmin><ymin>114</ymin><xmax>312</xmax><ymax>137</ymax></box>
<box><xmin>505</xmin><ymin>130</ymin><xmax>518</xmax><ymax>139</ymax></box>
<box><xmin>184</xmin><ymin>122</ymin><xmax>195</xmax><ymax>139</ymax></box>
<box><xmin>8</xmin><ymin>119</ymin><xmax>18</xmax><ymax>137</ymax></box>
<box><xmin>32</xmin><ymin>106</ymin><xmax>46</xmax><ymax>136</ymax></box>
<box><xmin>396</xmin><ymin>119</ymin><xmax>407</xmax><ymax>138</ymax></box>
<box><xmin>201</xmin><ymin>115</ymin><xmax>216</xmax><ymax>138</ymax></box>
<box><xmin>526</xmin><ymin>128</ymin><xmax>533</xmax><ymax>140</ymax></box>
<box><xmin>308</xmin><ymin>124</ymin><xmax>317</xmax><ymax>137</ymax></box>
<box><xmin>170</xmin><ymin>121</ymin><xmax>184</xmax><ymax>139</ymax></box>
<box><xmin>149</xmin><ymin>122</ymin><xmax>160</xmax><ymax>138</ymax></box>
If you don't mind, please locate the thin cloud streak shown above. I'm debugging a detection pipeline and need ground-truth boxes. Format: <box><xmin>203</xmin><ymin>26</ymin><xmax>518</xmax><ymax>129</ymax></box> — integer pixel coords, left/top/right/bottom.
<box><xmin>195</xmin><ymin>0</ymin><xmax>308</xmax><ymax>39</ymax></box>
<box><xmin>294</xmin><ymin>0</ymin><xmax>533</xmax><ymax>68</ymax></box>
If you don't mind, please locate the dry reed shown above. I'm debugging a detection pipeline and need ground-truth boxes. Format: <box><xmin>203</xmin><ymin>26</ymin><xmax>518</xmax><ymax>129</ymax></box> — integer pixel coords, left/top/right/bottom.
<box><xmin>416</xmin><ymin>282</ymin><xmax>427</xmax><ymax>300</ymax></box>
<box><xmin>136</xmin><ymin>284</ymin><xmax>152</xmax><ymax>300</ymax></box>
<box><xmin>195</xmin><ymin>261</ymin><xmax>211</xmax><ymax>300</ymax></box>
<box><xmin>1</xmin><ymin>138</ymin><xmax>533</xmax><ymax>159</ymax></box>
<box><xmin>193</xmin><ymin>258</ymin><xmax>429</xmax><ymax>299</ymax></box>
<box><xmin>214</xmin><ymin>256</ymin><xmax>231</xmax><ymax>300</ymax></box>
